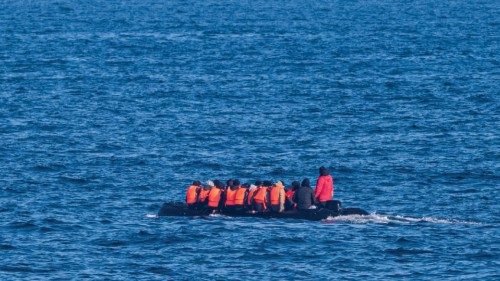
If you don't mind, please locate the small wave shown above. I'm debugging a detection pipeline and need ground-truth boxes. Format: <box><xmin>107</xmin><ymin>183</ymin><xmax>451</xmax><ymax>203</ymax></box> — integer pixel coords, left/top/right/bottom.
<box><xmin>145</xmin><ymin>214</ymin><xmax>158</xmax><ymax>219</ymax></box>
<box><xmin>8</xmin><ymin>220</ymin><xmax>38</xmax><ymax>229</ymax></box>
<box><xmin>385</xmin><ymin>247</ymin><xmax>433</xmax><ymax>256</ymax></box>
<box><xmin>91</xmin><ymin>238</ymin><xmax>127</xmax><ymax>248</ymax></box>
<box><xmin>58</xmin><ymin>175</ymin><xmax>90</xmax><ymax>185</ymax></box>
<box><xmin>39</xmin><ymin>226</ymin><xmax>56</xmax><ymax>233</ymax></box>
<box><xmin>0</xmin><ymin>265</ymin><xmax>54</xmax><ymax>273</ymax></box>
<box><xmin>32</xmin><ymin>163</ymin><xmax>65</xmax><ymax>172</ymax></box>
<box><xmin>0</xmin><ymin>244</ymin><xmax>16</xmax><ymax>250</ymax></box>
<box><xmin>208</xmin><ymin>213</ymin><xmax>231</xmax><ymax>219</ymax></box>
<box><xmin>322</xmin><ymin>213</ymin><xmax>480</xmax><ymax>225</ymax></box>
<box><xmin>146</xmin><ymin>266</ymin><xmax>173</xmax><ymax>275</ymax></box>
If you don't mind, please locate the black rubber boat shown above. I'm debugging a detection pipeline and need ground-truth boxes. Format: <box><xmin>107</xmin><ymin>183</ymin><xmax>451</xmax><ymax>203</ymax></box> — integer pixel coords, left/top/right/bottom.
<box><xmin>158</xmin><ymin>200</ymin><xmax>368</xmax><ymax>221</ymax></box>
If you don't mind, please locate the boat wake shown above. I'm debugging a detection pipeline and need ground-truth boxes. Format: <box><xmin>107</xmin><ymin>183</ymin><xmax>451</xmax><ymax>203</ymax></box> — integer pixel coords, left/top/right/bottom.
<box><xmin>323</xmin><ymin>213</ymin><xmax>481</xmax><ymax>225</ymax></box>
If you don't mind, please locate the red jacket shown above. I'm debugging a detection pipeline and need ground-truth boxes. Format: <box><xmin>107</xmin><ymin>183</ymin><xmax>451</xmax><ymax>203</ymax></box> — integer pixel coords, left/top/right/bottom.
<box><xmin>315</xmin><ymin>175</ymin><xmax>334</xmax><ymax>202</ymax></box>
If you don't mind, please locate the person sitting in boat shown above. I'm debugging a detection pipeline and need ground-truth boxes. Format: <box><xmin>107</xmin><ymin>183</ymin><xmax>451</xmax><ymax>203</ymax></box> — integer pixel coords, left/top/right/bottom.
<box><xmin>246</xmin><ymin>183</ymin><xmax>259</xmax><ymax>212</ymax></box>
<box><xmin>269</xmin><ymin>181</ymin><xmax>286</xmax><ymax>213</ymax></box>
<box><xmin>225</xmin><ymin>179</ymin><xmax>240</xmax><ymax>211</ymax></box>
<box><xmin>294</xmin><ymin>178</ymin><xmax>317</xmax><ymax>210</ymax></box>
<box><xmin>207</xmin><ymin>180</ymin><xmax>223</xmax><ymax>212</ymax></box>
<box><xmin>225</xmin><ymin>179</ymin><xmax>234</xmax><ymax>192</ymax></box>
<box><xmin>197</xmin><ymin>180</ymin><xmax>213</xmax><ymax>208</ymax></box>
<box><xmin>185</xmin><ymin>181</ymin><xmax>201</xmax><ymax>209</ymax></box>
<box><xmin>212</xmin><ymin>179</ymin><xmax>225</xmax><ymax>208</ymax></box>
<box><xmin>233</xmin><ymin>182</ymin><xmax>248</xmax><ymax>211</ymax></box>
<box><xmin>285</xmin><ymin>181</ymin><xmax>300</xmax><ymax>210</ymax></box>
<box><xmin>253</xmin><ymin>181</ymin><xmax>271</xmax><ymax>212</ymax></box>
<box><xmin>315</xmin><ymin>166</ymin><xmax>334</xmax><ymax>207</ymax></box>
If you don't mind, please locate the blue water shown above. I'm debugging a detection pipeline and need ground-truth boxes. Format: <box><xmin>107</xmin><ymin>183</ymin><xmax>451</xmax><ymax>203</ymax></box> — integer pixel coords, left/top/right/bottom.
<box><xmin>1</xmin><ymin>0</ymin><xmax>499</xmax><ymax>279</ymax></box>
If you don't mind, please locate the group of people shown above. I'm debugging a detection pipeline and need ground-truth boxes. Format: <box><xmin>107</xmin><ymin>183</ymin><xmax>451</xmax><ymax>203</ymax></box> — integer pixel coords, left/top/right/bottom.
<box><xmin>185</xmin><ymin>166</ymin><xmax>334</xmax><ymax>213</ymax></box>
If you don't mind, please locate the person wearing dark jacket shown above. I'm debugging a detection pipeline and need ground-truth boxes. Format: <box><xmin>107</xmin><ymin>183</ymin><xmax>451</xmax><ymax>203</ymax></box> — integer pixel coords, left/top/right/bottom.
<box><xmin>213</xmin><ymin>180</ymin><xmax>226</xmax><ymax>210</ymax></box>
<box><xmin>293</xmin><ymin>178</ymin><xmax>317</xmax><ymax>210</ymax></box>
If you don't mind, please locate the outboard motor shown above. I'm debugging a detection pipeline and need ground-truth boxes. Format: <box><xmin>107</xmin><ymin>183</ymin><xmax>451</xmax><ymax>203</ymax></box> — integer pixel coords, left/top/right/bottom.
<box><xmin>325</xmin><ymin>200</ymin><xmax>342</xmax><ymax>213</ymax></box>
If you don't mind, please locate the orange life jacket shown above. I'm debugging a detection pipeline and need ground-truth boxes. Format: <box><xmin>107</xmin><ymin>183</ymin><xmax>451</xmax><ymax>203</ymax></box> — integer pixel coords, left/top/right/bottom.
<box><xmin>234</xmin><ymin>187</ymin><xmax>247</xmax><ymax>205</ymax></box>
<box><xmin>186</xmin><ymin>185</ymin><xmax>198</xmax><ymax>204</ymax></box>
<box><xmin>225</xmin><ymin>188</ymin><xmax>237</xmax><ymax>206</ymax></box>
<box><xmin>270</xmin><ymin>185</ymin><xmax>283</xmax><ymax>205</ymax></box>
<box><xmin>247</xmin><ymin>189</ymin><xmax>256</xmax><ymax>205</ymax></box>
<box><xmin>253</xmin><ymin>187</ymin><xmax>268</xmax><ymax>203</ymax></box>
<box><xmin>208</xmin><ymin>188</ymin><xmax>221</xmax><ymax>208</ymax></box>
<box><xmin>198</xmin><ymin>189</ymin><xmax>210</xmax><ymax>203</ymax></box>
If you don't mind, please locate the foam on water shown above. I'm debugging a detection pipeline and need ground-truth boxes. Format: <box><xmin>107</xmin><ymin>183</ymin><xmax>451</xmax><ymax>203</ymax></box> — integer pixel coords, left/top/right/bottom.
<box><xmin>322</xmin><ymin>213</ymin><xmax>481</xmax><ymax>225</ymax></box>
<box><xmin>208</xmin><ymin>213</ymin><xmax>232</xmax><ymax>219</ymax></box>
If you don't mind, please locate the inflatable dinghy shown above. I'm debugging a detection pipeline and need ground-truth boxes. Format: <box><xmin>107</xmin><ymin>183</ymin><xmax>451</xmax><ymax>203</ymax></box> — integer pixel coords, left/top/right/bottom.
<box><xmin>158</xmin><ymin>200</ymin><xmax>368</xmax><ymax>221</ymax></box>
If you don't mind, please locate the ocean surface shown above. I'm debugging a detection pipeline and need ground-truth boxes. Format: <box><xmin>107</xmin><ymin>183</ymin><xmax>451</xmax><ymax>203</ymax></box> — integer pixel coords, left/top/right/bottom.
<box><xmin>1</xmin><ymin>0</ymin><xmax>499</xmax><ymax>280</ymax></box>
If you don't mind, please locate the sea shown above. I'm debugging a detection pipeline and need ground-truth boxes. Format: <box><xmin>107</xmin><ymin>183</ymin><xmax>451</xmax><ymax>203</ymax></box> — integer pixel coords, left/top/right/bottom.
<box><xmin>0</xmin><ymin>0</ymin><xmax>498</xmax><ymax>280</ymax></box>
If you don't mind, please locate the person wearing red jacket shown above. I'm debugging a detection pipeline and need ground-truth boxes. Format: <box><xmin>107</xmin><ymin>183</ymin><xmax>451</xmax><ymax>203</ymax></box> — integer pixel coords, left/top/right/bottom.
<box><xmin>315</xmin><ymin>166</ymin><xmax>334</xmax><ymax>206</ymax></box>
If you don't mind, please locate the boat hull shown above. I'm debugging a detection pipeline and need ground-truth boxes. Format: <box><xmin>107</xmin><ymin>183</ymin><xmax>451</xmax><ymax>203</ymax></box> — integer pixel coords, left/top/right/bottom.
<box><xmin>158</xmin><ymin>202</ymin><xmax>368</xmax><ymax>221</ymax></box>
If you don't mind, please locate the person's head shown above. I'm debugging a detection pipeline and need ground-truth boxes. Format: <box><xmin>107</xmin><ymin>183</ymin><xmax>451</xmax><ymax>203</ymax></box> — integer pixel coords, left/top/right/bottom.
<box><xmin>192</xmin><ymin>180</ymin><xmax>201</xmax><ymax>186</ymax></box>
<box><xmin>242</xmin><ymin>183</ymin><xmax>250</xmax><ymax>189</ymax></box>
<box><xmin>274</xmin><ymin>181</ymin><xmax>284</xmax><ymax>189</ymax></box>
<box><xmin>319</xmin><ymin>166</ymin><xmax>330</xmax><ymax>176</ymax></box>
<box><xmin>301</xmin><ymin>178</ymin><xmax>310</xmax><ymax>188</ymax></box>
<box><xmin>255</xmin><ymin>180</ymin><xmax>262</xmax><ymax>186</ymax></box>
<box><xmin>263</xmin><ymin>180</ymin><xmax>272</xmax><ymax>187</ymax></box>
<box><xmin>226</xmin><ymin>179</ymin><xmax>233</xmax><ymax>187</ymax></box>
<box><xmin>214</xmin><ymin>180</ymin><xmax>223</xmax><ymax>188</ymax></box>
<box><xmin>291</xmin><ymin>181</ymin><xmax>300</xmax><ymax>190</ymax></box>
<box><xmin>206</xmin><ymin>180</ymin><xmax>214</xmax><ymax>187</ymax></box>
<box><xmin>232</xmin><ymin>179</ymin><xmax>240</xmax><ymax>187</ymax></box>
